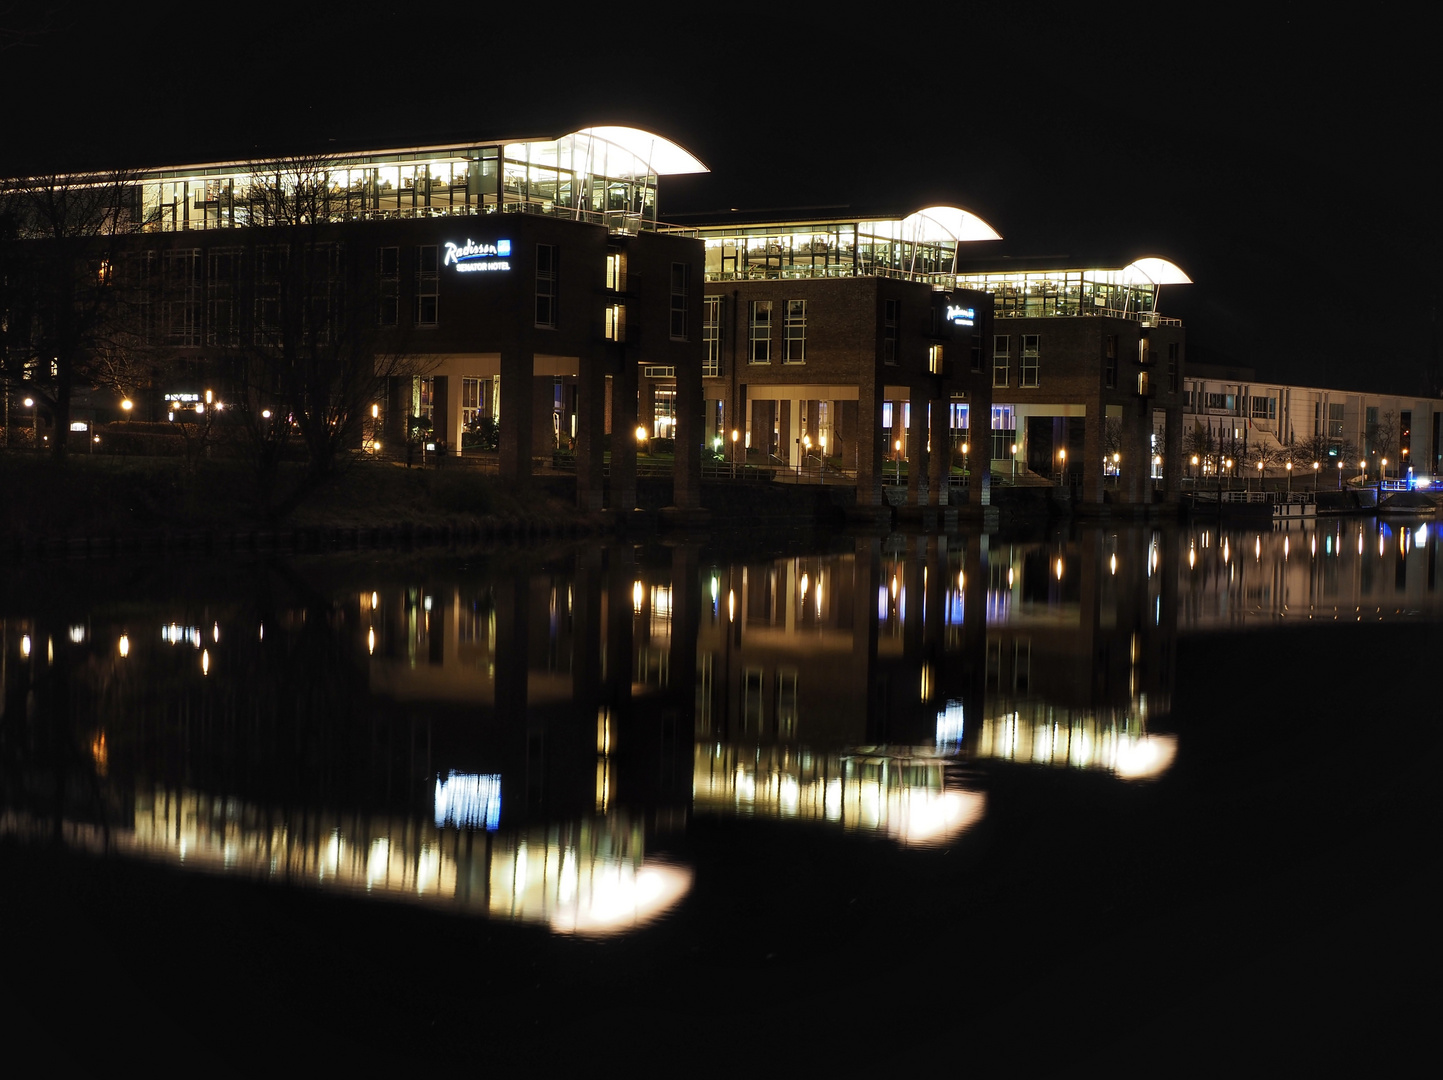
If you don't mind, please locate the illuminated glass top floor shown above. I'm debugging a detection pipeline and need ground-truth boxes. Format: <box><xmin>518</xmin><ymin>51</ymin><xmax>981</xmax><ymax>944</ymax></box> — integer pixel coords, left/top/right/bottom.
<box><xmin>29</xmin><ymin>126</ymin><xmax>709</xmax><ymax>236</ymax></box>
<box><xmin>678</xmin><ymin>205</ymin><xmax>1190</xmax><ymax>319</ymax></box>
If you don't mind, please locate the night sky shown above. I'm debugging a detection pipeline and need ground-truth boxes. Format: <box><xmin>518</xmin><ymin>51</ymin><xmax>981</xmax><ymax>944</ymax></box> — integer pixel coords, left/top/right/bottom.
<box><xmin>4</xmin><ymin>4</ymin><xmax>1436</xmax><ymax>395</ymax></box>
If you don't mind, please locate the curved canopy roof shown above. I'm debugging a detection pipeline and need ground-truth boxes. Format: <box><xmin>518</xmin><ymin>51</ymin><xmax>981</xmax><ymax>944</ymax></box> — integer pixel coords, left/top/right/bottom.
<box><xmin>901</xmin><ymin>205</ymin><xmax>1002</xmax><ymax>243</ymax></box>
<box><xmin>1120</xmin><ymin>256</ymin><xmax>1192</xmax><ymax>285</ymax></box>
<box><xmin>571</xmin><ymin>126</ymin><xmax>709</xmax><ymax>176</ymax></box>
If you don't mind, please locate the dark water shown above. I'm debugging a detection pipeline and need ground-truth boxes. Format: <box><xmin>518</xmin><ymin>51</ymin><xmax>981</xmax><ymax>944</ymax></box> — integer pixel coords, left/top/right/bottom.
<box><xmin>2</xmin><ymin>520</ymin><xmax>1440</xmax><ymax>1070</ymax></box>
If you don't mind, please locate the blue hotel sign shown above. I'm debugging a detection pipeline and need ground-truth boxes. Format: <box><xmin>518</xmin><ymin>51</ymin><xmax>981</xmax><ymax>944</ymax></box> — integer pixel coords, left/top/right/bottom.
<box><xmin>445</xmin><ymin>239</ymin><xmax>512</xmax><ymax>273</ymax></box>
<box><xmin>946</xmin><ymin>305</ymin><xmax>975</xmax><ymax>327</ymax></box>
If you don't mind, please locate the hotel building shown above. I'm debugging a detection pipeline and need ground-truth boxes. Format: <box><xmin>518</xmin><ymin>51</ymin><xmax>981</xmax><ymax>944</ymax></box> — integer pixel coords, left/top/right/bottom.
<box><xmin>2</xmin><ymin>126</ymin><xmax>710</xmax><ymax>512</ymax></box>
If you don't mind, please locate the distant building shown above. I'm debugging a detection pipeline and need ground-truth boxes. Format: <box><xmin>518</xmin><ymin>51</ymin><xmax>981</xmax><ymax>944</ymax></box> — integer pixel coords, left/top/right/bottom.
<box><xmin>671</xmin><ymin>204</ymin><xmax>1194</xmax><ymax>509</ymax></box>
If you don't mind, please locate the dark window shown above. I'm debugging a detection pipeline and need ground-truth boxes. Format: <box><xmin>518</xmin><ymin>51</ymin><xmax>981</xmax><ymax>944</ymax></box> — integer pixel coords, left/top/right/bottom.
<box><xmin>536</xmin><ymin>243</ymin><xmax>557</xmax><ymax>328</ymax></box>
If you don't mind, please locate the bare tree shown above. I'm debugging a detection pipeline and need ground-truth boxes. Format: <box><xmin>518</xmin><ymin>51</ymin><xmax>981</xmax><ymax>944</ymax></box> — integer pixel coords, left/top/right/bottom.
<box><xmin>1</xmin><ymin>169</ymin><xmax>140</xmax><ymax>457</ymax></box>
<box><xmin>208</xmin><ymin>157</ymin><xmax>436</xmax><ymax>512</ymax></box>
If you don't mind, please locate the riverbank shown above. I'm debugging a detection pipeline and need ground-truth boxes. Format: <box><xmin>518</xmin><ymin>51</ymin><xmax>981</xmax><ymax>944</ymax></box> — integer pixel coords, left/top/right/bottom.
<box><xmin>0</xmin><ymin>455</ymin><xmax>603</xmax><ymax>553</ymax></box>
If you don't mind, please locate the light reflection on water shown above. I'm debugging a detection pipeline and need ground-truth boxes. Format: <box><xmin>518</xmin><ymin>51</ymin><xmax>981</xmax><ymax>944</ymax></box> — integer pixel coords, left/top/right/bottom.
<box><xmin>3</xmin><ymin>519</ymin><xmax>1441</xmax><ymax>932</ymax></box>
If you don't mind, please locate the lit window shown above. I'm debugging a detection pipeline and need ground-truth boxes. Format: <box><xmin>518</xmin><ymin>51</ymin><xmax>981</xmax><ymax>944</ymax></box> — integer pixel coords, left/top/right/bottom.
<box><xmin>605</xmin><ymin>303</ymin><xmax>625</xmax><ymax>342</ymax></box>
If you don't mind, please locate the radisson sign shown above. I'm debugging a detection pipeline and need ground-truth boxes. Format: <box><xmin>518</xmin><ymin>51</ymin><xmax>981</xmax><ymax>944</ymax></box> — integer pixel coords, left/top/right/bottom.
<box><xmin>445</xmin><ymin>239</ymin><xmax>512</xmax><ymax>273</ymax></box>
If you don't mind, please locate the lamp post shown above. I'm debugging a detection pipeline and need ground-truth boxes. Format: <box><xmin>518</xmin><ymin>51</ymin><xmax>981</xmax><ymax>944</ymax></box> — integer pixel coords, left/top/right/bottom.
<box><xmin>1255</xmin><ymin>458</ymin><xmax>1263</xmax><ymax>493</ymax></box>
<box><xmin>895</xmin><ymin>439</ymin><xmax>903</xmax><ymax>484</ymax></box>
<box><xmin>23</xmin><ymin>396</ymin><xmax>36</xmax><ymax>448</ymax></box>
<box><xmin>731</xmin><ymin>428</ymin><xmax>739</xmax><ymax>479</ymax></box>
<box><xmin>1286</xmin><ymin>459</ymin><xmax>1293</xmax><ymax>495</ymax></box>
<box><xmin>818</xmin><ymin>433</ymin><xmax>826</xmax><ymax>485</ymax></box>
<box><xmin>1337</xmin><ymin>460</ymin><xmax>1344</xmax><ymax>489</ymax></box>
<box><xmin>1059</xmin><ymin>447</ymin><xmax>1066</xmax><ymax>490</ymax></box>
<box><xmin>1312</xmin><ymin>460</ymin><xmax>1320</xmax><ymax>492</ymax></box>
<box><xmin>800</xmin><ymin>434</ymin><xmax>810</xmax><ymax>479</ymax></box>
<box><xmin>1011</xmin><ymin>442</ymin><xmax>1018</xmax><ymax>482</ymax></box>
<box><xmin>1190</xmin><ymin>453</ymin><xmax>1198</xmax><ymax>480</ymax></box>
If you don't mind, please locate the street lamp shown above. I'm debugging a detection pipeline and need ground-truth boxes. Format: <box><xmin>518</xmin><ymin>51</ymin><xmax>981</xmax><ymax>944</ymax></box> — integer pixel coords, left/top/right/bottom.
<box><xmin>895</xmin><ymin>439</ymin><xmax>903</xmax><ymax>484</ymax></box>
<box><xmin>1286</xmin><ymin>459</ymin><xmax>1293</xmax><ymax>494</ymax></box>
<box><xmin>731</xmin><ymin>428</ymin><xmax>739</xmax><ymax>479</ymax></box>
<box><xmin>800</xmin><ymin>434</ymin><xmax>810</xmax><ymax>478</ymax></box>
<box><xmin>818</xmin><ymin>433</ymin><xmax>826</xmax><ymax>485</ymax></box>
<box><xmin>1312</xmin><ymin>460</ymin><xmax>1320</xmax><ymax>492</ymax></box>
<box><xmin>1337</xmin><ymin>460</ymin><xmax>1344</xmax><ymax>489</ymax></box>
<box><xmin>23</xmin><ymin>396</ymin><xmax>37</xmax><ymax>447</ymax></box>
<box><xmin>1011</xmin><ymin>442</ymin><xmax>1018</xmax><ymax>482</ymax></box>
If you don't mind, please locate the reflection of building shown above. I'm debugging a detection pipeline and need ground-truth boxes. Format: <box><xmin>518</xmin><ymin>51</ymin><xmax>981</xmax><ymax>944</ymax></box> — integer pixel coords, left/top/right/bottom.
<box><xmin>974</xmin><ymin>529</ymin><xmax>1178</xmax><ymax>777</ymax></box>
<box><xmin>1178</xmin><ymin>519</ymin><xmax>1443</xmax><ymax>628</ymax></box>
<box><xmin>0</xmin><ymin>788</ymin><xmax>691</xmax><ymax>935</ymax></box>
<box><xmin>691</xmin><ymin>744</ymin><xmax>985</xmax><ymax>846</ymax></box>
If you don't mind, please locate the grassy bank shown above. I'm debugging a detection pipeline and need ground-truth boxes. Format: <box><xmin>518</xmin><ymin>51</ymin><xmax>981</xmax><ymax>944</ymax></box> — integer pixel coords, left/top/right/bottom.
<box><xmin>0</xmin><ymin>454</ymin><xmax>587</xmax><ymax>542</ymax></box>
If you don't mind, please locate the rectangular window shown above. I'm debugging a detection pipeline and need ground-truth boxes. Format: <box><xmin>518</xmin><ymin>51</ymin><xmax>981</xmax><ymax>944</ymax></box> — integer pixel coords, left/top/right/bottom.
<box><xmin>991</xmin><ymin>404</ymin><xmax>1017</xmax><ymax>460</ymax></box>
<box><xmin>606</xmin><ymin>249</ymin><xmax>626</xmax><ymax>292</ymax></box>
<box><xmin>670</xmin><ymin>263</ymin><xmax>689</xmax><ymax>340</ymax></box>
<box><xmin>884</xmin><ymin>299</ymin><xmax>899</xmax><ymax>365</ymax></box>
<box><xmin>703</xmin><ymin>296</ymin><xmax>722</xmax><ymax>377</ymax></box>
<box><xmin>163</xmin><ymin>249</ymin><xmax>201</xmax><ymax>346</ymax></box>
<box><xmin>535</xmin><ymin>243</ymin><xmax>558</xmax><ymax>328</ymax></box>
<box><xmin>461</xmin><ymin>377</ymin><xmax>482</xmax><ymax>431</ymax></box>
<box><xmin>749</xmin><ymin>300</ymin><xmax>772</xmax><ymax>363</ymax></box>
<box><xmin>378</xmin><ymin>246</ymin><xmax>399</xmax><ymax>327</ymax></box>
<box><xmin>1328</xmin><ymin>402</ymin><xmax>1345</xmax><ymax>438</ymax></box>
<box><xmin>993</xmin><ymin>335</ymin><xmax>1010</xmax><ymax>387</ymax></box>
<box><xmin>1020</xmin><ymin>334</ymin><xmax>1039</xmax><ymax>387</ymax></box>
<box><xmin>605</xmin><ymin>303</ymin><xmax>625</xmax><ymax>342</ymax></box>
<box><xmin>783</xmin><ymin>299</ymin><xmax>806</xmax><ymax>363</ymax></box>
<box><xmin>206</xmin><ymin>248</ymin><xmax>239</xmax><ymax>346</ymax></box>
<box><xmin>415</xmin><ymin>244</ymin><xmax>438</xmax><ymax>328</ymax></box>
<box><xmin>1167</xmin><ymin>342</ymin><xmax>1180</xmax><ymax>392</ymax></box>
<box><xmin>928</xmin><ymin>344</ymin><xmax>943</xmax><ymax>375</ymax></box>
<box><xmin>971</xmin><ymin>336</ymin><xmax>983</xmax><ymax>373</ymax></box>
<box><xmin>1251</xmin><ymin>396</ymin><xmax>1277</xmax><ymax>420</ymax></box>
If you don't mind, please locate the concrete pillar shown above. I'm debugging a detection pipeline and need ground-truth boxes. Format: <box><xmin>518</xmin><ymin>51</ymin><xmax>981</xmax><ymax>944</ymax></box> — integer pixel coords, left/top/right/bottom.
<box><xmin>673</xmin><ymin>351</ymin><xmax>704</xmax><ymax>510</ymax></box>
<box><xmin>498</xmin><ymin>349</ymin><xmax>533</xmax><ymax>487</ymax></box>
<box><xmin>856</xmin><ymin>382</ymin><xmax>884</xmax><ymax>506</ymax></box>
<box><xmin>779</xmin><ymin>399</ymin><xmax>794</xmax><ymax>467</ymax></box>
<box><xmin>928</xmin><ymin>396</ymin><xmax>948</xmax><ymax>506</ymax></box>
<box><xmin>1082</xmin><ymin>404</ymin><xmax>1105</xmax><ymax>505</ymax></box>
<box><xmin>1121</xmin><ymin>397</ymin><xmax>1152</xmax><ymax>505</ymax></box>
<box><xmin>907</xmin><ymin>388</ymin><xmax>928</xmax><ymax>506</ymax></box>
<box><xmin>576</xmin><ymin>352</ymin><xmax>607</xmax><ymax>511</ymax></box>
<box><xmin>612</xmin><ymin>358</ymin><xmax>639</xmax><ymax>511</ymax></box>
<box><xmin>1163</xmin><ymin>405</ymin><xmax>1184</xmax><ymax>504</ymax></box>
